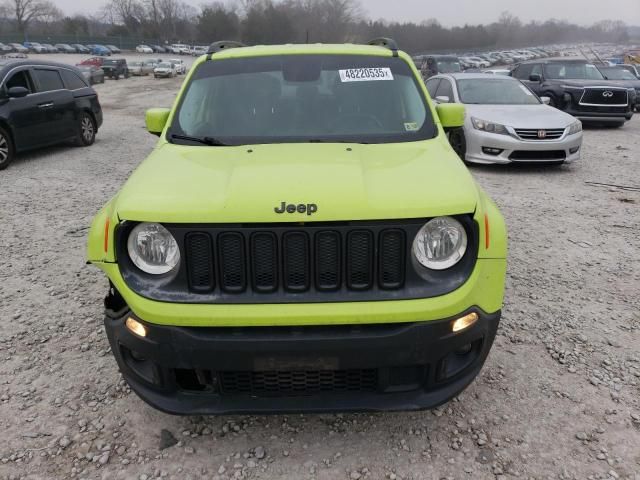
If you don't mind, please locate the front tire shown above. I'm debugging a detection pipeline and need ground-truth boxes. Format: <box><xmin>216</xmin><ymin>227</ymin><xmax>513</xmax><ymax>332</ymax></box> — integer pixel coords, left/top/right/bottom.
<box><xmin>448</xmin><ymin>128</ymin><xmax>467</xmax><ymax>161</ymax></box>
<box><xmin>0</xmin><ymin>127</ymin><xmax>15</xmax><ymax>170</ymax></box>
<box><xmin>77</xmin><ymin>112</ymin><xmax>96</xmax><ymax>147</ymax></box>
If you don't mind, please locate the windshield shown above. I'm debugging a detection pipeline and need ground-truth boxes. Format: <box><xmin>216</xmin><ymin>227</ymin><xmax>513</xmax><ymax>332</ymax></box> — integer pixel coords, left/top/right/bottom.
<box><xmin>437</xmin><ymin>60</ymin><xmax>462</xmax><ymax>73</ymax></box>
<box><xmin>457</xmin><ymin>78</ymin><xmax>540</xmax><ymax>105</ymax></box>
<box><xmin>169</xmin><ymin>54</ymin><xmax>435</xmax><ymax>145</ymax></box>
<box><xmin>602</xmin><ymin>68</ymin><xmax>636</xmax><ymax>80</ymax></box>
<box><xmin>158</xmin><ymin>63</ymin><xmax>171</xmax><ymax>68</ymax></box>
<box><xmin>544</xmin><ymin>63</ymin><xmax>604</xmax><ymax>80</ymax></box>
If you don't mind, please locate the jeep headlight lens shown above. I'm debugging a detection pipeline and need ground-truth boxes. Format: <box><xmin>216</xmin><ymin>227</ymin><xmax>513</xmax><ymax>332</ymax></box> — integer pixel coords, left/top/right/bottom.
<box><xmin>127</xmin><ymin>223</ymin><xmax>180</xmax><ymax>275</ymax></box>
<box><xmin>567</xmin><ymin>120</ymin><xmax>582</xmax><ymax>135</ymax></box>
<box><xmin>471</xmin><ymin>117</ymin><xmax>509</xmax><ymax>135</ymax></box>
<box><xmin>412</xmin><ymin>217</ymin><xmax>467</xmax><ymax>270</ymax></box>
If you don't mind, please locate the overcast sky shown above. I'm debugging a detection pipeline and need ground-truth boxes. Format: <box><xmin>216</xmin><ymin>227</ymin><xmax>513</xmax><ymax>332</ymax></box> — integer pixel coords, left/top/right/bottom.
<box><xmin>55</xmin><ymin>0</ymin><xmax>640</xmax><ymax>26</ymax></box>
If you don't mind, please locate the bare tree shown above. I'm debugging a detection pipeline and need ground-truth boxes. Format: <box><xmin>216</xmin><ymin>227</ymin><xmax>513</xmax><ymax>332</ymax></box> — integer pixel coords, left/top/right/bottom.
<box><xmin>2</xmin><ymin>0</ymin><xmax>61</xmax><ymax>36</ymax></box>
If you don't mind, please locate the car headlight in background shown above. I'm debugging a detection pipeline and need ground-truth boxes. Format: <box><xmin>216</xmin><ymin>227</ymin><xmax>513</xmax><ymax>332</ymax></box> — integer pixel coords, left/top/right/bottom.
<box><xmin>567</xmin><ymin>120</ymin><xmax>582</xmax><ymax>135</ymax></box>
<box><xmin>412</xmin><ymin>217</ymin><xmax>468</xmax><ymax>270</ymax></box>
<box><xmin>127</xmin><ymin>222</ymin><xmax>180</xmax><ymax>274</ymax></box>
<box><xmin>470</xmin><ymin>117</ymin><xmax>509</xmax><ymax>135</ymax></box>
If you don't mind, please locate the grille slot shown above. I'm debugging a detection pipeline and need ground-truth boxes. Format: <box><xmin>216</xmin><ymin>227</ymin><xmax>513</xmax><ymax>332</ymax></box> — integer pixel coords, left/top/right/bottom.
<box><xmin>514</xmin><ymin>128</ymin><xmax>565</xmax><ymax>140</ymax></box>
<box><xmin>346</xmin><ymin>230</ymin><xmax>374</xmax><ymax>290</ymax></box>
<box><xmin>379</xmin><ymin>229</ymin><xmax>406</xmax><ymax>289</ymax></box>
<box><xmin>315</xmin><ymin>231</ymin><xmax>341</xmax><ymax>291</ymax></box>
<box><xmin>251</xmin><ymin>232</ymin><xmax>278</xmax><ymax>293</ymax></box>
<box><xmin>218</xmin><ymin>233</ymin><xmax>246</xmax><ymax>293</ymax></box>
<box><xmin>509</xmin><ymin>150</ymin><xmax>566</xmax><ymax>161</ymax></box>
<box><xmin>220</xmin><ymin>369</ymin><xmax>378</xmax><ymax>396</ymax></box>
<box><xmin>185</xmin><ymin>233</ymin><xmax>214</xmax><ymax>292</ymax></box>
<box><xmin>282</xmin><ymin>232</ymin><xmax>310</xmax><ymax>292</ymax></box>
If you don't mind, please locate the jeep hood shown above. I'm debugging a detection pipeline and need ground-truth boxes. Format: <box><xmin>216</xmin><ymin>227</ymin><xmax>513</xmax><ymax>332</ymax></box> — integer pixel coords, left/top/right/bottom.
<box><xmin>114</xmin><ymin>141</ymin><xmax>479</xmax><ymax>223</ymax></box>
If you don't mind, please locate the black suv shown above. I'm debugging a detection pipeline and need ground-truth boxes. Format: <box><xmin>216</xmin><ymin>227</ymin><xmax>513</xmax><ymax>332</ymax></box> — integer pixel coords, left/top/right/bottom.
<box><xmin>512</xmin><ymin>58</ymin><xmax>634</xmax><ymax>126</ymax></box>
<box><xmin>0</xmin><ymin>59</ymin><xmax>103</xmax><ymax>170</ymax></box>
<box><xmin>101</xmin><ymin>58</ymin><xmax>130</xmax><ymax>80</ymax></box>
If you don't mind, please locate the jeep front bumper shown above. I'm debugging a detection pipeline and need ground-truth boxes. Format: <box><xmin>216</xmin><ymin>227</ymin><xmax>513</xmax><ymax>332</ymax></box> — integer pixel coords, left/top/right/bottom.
<box><xmin>105</xmin><ymin>296</ymin><xmax>500</xmax><ymax>415</ymax></box>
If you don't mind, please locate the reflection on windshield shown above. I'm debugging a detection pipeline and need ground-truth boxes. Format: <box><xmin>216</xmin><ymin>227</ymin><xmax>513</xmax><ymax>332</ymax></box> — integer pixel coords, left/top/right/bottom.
<box><xmin>169</xmin><ymin>55</ymin><xmax>435</xmax><ymax>145</ymax></box>
<box><xmin>457</xmin><ymin>79</ymin><xmax>541</xmax><ymax>105</ymax></box>
<box><xmin>437</xmin><ymin>61</ymin><xmax>462</xmax><ymax>73</ymax></box>
<box><xmin>544</xmin><ymin>63</ymin><xmax>604</xmax><ymax>80</ymax></box>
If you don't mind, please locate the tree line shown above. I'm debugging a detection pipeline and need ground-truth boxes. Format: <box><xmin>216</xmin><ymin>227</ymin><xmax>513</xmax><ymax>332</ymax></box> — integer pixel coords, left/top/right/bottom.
<box><xmin>0</xmin><ymin>0</ymin><xmax>633</xmax><ymax>52</ymax></box>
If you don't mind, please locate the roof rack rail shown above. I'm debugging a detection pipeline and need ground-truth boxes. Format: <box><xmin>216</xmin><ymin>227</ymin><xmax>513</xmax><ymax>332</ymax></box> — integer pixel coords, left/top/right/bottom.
<box><xmin>206</xmin><ymin>40</ymin><xmax>247</xmax><ymax>56</ymax></box>
<box><xmin>367</xmin><ymin>37</ymin><xmax>399</xmax><ymax>57</ymax></box>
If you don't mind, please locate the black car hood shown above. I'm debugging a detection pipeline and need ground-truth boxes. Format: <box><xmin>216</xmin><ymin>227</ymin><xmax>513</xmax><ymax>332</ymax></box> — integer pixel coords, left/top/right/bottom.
<box><xmin>546</xmin><ymin>79</ymin><xmax>630</xmax><ymax>88</ymax></box>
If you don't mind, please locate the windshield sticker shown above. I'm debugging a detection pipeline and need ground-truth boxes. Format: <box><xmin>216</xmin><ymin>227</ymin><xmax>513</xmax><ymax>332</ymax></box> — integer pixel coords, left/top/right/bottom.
<box><xmin>404</xmin><ymin>122</ymin><xmax>419</xmax><ymax>131</ymax></box>
<box><xmin>519</xmin><ymin>84</ymin><xmax>534</xmax><ymax>96</ymax></box>
<box><xmin>339</xmin><ymin>68</ymin><xmax>394</xmax><ymax>82</ymax></box>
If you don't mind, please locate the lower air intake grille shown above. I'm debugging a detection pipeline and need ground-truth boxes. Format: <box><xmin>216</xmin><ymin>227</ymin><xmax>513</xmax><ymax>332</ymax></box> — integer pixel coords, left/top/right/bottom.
<box><xmin>220</xmin><ymin>369</ymin><xmax>379</xmax><ymax>396</ymax></box>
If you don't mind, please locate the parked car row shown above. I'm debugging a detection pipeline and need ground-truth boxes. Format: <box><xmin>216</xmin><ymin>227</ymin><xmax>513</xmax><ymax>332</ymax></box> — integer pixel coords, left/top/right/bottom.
<box><xmin>135</xmin><ymin>44</ymin><xmax>209</xmax><ymax>56</ymax></box>
<box><xmin>2</xmin><ymin>42</ymin><xmax>123</xmax><ymax>56</ymax></box>
<box><xmin>425</xmin><ymin>55</ymin><xmax>637</xmax><ymax>166</ymax></box>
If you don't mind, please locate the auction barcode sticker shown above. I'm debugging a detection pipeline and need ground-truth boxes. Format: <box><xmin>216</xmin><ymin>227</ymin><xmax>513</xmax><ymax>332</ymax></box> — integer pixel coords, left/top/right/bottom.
<box><xmin>339</xmin><ymin>68</ymin><xmax>394</xmax><ymax>82</ymax></box>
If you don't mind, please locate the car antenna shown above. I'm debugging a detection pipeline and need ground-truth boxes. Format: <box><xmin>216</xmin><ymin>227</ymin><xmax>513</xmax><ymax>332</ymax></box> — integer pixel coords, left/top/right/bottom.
<box><xmin>206</xmin><ymin>41</ymin><xmax>247</xmax><ymax>60</ymax></box>
<box><xmin>367</xmin><ymin>38</ymin><xmax>399</xmax><ymax>57</ymax></box>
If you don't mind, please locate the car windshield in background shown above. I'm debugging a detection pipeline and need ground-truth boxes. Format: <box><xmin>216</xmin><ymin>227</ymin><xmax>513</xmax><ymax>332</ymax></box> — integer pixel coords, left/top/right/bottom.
<box><xmin>457</xmin><ymin>78</ymin><xmax>540</xmax><ymax>105</ymax></box>
<box><xmin>130</xmin><ymin>61</ymin><xmax>142</xmax><ymax>66</ymax></box>
<box><xmin>158</xmin><ymin>63</ymin><xmax>172</xmax><ymax>68</ymax></box>
<box><xmin>437</xmin><ymin>60</ymin><xmax>462</xmax><ymax>73</ymax></box>
<box><xmin>601</xmin><ymin>68</ymin><xmax>637</xmax><ymax>80</ymax></box>
<box><xmin>169</xmin><ymin>54</ymin><xmax>435</xmax><ymax>145</ymax></box>
<box><xmin>544</xmin><ymin>63</ymin><xmax>604</xmax><ymax>80</ymax></box>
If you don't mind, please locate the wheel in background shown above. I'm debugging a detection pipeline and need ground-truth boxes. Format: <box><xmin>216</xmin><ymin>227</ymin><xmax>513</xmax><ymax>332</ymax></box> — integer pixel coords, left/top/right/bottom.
<box><xmin>0</xmin><ymin>126</ymin><xmax>15</xmax><ymax>170</ymax></box>
<box><xmin>76</xmin><ymin>112</ymin><xmax>96</xmax><ymax>146</ymax></box>
<box><xmin>448</xmin><ymin>127</ymin><xmax>467</xmax><ymax>161</ymax></box>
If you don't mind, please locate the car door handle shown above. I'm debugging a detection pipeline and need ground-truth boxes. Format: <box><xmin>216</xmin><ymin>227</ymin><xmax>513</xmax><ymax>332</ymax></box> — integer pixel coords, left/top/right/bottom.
<box><xmin>38</xmin><ymin>102</ymin><xmax>54</xmax><ymax>109</ymax></box>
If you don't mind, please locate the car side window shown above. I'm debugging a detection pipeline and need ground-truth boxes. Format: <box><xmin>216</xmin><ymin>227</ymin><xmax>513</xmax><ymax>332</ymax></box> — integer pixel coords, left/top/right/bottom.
<box><xmin>425</xmin><ymin>78</ymin><xmax>440</xmax><ymax>97</ymax></box>
<box><xmin>434</xmin><ymin>79</ymin><xmax>454</xmax><ymax>101</ymax></box>
<box><xmin>530</xmin><ymin>64</ymin><xmax>542</xmax><ymax>77</ymax></box>
<box><xmin>60</xmin><ymin>69</ymin><xmax>88</xmax><ymax>90</ymax></box>
<box><xmin>5</xmin><ymin>70</ymin><xmax>35</xmax><ymax>93</ymax></box>
<box><xmin>513</xmin><ymin>64</ymin><xmax>532</xmax><ymax>80</ymax></box>
<box><xmin>33</xmin><ymin>69</ymin><xmax>65</xmax><ymax>92</ymax></box>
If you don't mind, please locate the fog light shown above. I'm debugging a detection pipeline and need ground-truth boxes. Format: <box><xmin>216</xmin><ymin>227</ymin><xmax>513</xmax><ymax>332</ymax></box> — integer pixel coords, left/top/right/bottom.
<box><xmin>451</xmin><ymin>312</ymin><xmax>478</xmax><ymax>333</ymax></box>
<box><xmin>482</xmin><ymin>147</ymin><xmax>503</xmax><ymax>155</ymax></box>
<box><xmin>569</xmin><ymin>146</ymin><xmax>580</xmax><ymax>154</ymax></box>
<box><xmin>125</xmin><ymin>317</ymin><xmax>147</xmax><ymax>338</ymax></box>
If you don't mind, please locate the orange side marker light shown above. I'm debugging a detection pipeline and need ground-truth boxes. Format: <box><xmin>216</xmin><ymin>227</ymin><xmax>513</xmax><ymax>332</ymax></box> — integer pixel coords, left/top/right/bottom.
<box><xmin>484</xmin><ymin>213</ymin><xmax>490</xmax><ymax>250</ymax></box>
<box><xmin>104</xmin><ymin>218</ymin><xmax>110</xmax><ymax>253</ymax></box>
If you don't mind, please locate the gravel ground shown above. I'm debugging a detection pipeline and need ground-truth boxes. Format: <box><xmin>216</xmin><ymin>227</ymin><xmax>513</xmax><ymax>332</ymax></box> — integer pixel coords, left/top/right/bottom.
<box><xmin>1</xmin><ymin>60</ymin><xmax>639</xmax><ymax>480</ymax></box>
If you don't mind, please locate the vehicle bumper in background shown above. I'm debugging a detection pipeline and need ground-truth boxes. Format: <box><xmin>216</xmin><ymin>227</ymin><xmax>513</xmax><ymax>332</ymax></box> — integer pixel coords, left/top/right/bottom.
<box><xmin>465</xmin><ymin>129</ymin><xmax>582</xmax><ymax>164</ymax></box>
<box><xmin>104</xmin><ymin>298</ymin><xmax>500</xmax><ymax>415</ymax></box>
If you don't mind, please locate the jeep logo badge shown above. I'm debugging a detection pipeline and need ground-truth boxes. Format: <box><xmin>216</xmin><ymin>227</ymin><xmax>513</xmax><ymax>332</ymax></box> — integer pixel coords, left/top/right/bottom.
<box><xmin>274</xmin><ymin>202</ymin><xmax>318</xmax><ymax>216</ymax></box>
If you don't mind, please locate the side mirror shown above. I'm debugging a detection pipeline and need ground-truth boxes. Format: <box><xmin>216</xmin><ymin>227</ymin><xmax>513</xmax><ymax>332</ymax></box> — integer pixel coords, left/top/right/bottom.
<box><xmin>435</xmin><ymin>95</ymin><xmax>450</xmax><ymax>104</ymax></box>
<box><xmin>145</xmin><ymin>108</ymin><xmax>170</xmax><ymax>136</ymax></box>
<box><xmin>8</xmin><ymin>86</ymin><xmax>29</xmax><ymax>98</ymax></box>
<box><xmin>529</xmin><ymin>73</ymin><xmax>542</xmax><ymax>82</ymax></box>
<box><xmin>540</xmin><ymin>96</ymin><xmax>551</xmax><ymax>105</ymax></box>
<box><xmin>436</xmin><ymin>103</ymin><xmax>465</xmax><ymax>129</ymax></box>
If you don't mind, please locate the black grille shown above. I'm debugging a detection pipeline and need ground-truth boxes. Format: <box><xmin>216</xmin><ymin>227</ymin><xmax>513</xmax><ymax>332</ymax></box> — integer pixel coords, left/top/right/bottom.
<box><xmin>185</xmin><ymin>233</ymin><xmax>214</xmax><ymax>292</ymax></box>
<box><xmin>580</xmin><ymin>88</ymin><xmax>628</xmax><ymax>106</ymax></box>
<box><xmin>220</xmin><ymin>369</ymin><xmax>378</xmax><ymax>396</ymax></box>
<box><xmin>184</xmin><ymin>227</ymin><xmax>406</xmax><ymax>296</ymax></box>
<box><xmin>509</xmin><ymin>150</ymin><xmax>566</xmax><ymax>161</ymax></box>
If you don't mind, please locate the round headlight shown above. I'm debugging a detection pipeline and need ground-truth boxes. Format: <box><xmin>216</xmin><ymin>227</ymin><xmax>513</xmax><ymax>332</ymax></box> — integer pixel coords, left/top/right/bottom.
<box><xmin>127</xmin><ymin>223</ymin><xmax>180</xmax><ymax>275</ymax></box>
<box><xmin>412</xmin><ymin>217</ymin><xmax>467</xmax><ymax>270</ymax></box>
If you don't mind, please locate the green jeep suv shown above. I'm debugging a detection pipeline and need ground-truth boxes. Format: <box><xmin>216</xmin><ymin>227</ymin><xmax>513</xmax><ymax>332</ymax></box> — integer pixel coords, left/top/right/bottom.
<box><xmin>87</xmin><ymin>39</ymin><xmax>507</xmax><ymax>414</ymax></box>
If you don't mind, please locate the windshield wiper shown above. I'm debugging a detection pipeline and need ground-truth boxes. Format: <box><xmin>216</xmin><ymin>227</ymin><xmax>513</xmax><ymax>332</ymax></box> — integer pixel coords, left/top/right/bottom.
<box><xmin>307</xmin><ymin>139</ymin><xmax>370</xmax><ymax>144</ymax></box>
<box><xmin>170</xmin><ymin>134</ymin><xmax>230</xmax><ymax>146</ymax></box>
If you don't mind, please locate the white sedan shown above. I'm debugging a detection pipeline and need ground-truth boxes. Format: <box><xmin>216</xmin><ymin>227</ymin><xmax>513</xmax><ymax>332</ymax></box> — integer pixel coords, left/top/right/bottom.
<box><xmin>136</xmin><ymin>45</ymin><xmax>153</xmax><ymax>54</ymax></box>
<box><xmin>425</xmin><ymin>73</ymin><xmax>583</xmax><ymax>165</ymax></box>
<box><xmin>168</xmin><ymin>58</ymin><xmax>186</xmax><ymax>75</ymax></box>
<box><xmin>153</xmin><ymin>62</ymin><xmax>176</xmax><ymax>78</ymax></box>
